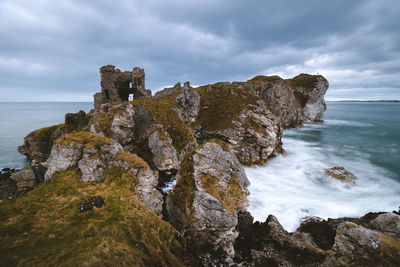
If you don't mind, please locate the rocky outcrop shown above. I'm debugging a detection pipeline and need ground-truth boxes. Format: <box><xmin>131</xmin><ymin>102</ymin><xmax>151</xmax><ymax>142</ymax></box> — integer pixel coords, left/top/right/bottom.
<box><xmin>155</xmin><ymin>83</ymin><xmax>181</xmax><ymax>99</ymax></box>
<box><xmin>194</xmin><ymin>82</ymin><xmax>282</xmax><ymax>165</ymax></box>
<box><xmin>167</xmin><ymin>141</ymin><xmax>249</xmax><ymax>264</ymax></box>
<box><xmin>235</xmin><ymin>211</ymin><xmax>400</xmax><ymax>266</ymax></box>
<box><xmin>235</xmin><ymin>211</ymin><xmax>327</xmax><ymax>266</ymax></box>
<box><xmin>289</xmin><ymin>74</ymin><xmax>329</xmax><ymax>122</ymax></box>
<box><xmin>325</xmin><ymin>220</ymin><xmax>400</xmax><ymax>266</ymax></box>
<box><xmin>175</xmin><ymin>82</ymin><xmax>201</xmax><ymax>121</ymax></box>
<box><xmin>247</xmin><ymin>74</ymin><xmax>329</xmax><ymax>127</ymax></box>
<box><xmin>18</xmin><ymin>110</ymin><xmax>92</xmax><ymax>163</ymax></box>
<box><xmin>44</xmin><ymin>132</ymin><xmax>163</xmax><ymax>215</ymax></box>
<box><xmin>90</xmin><ymin>103</ymin><xmax>182</xmax><ymax>175</ymax></box>
<box><xmin>247</xmin><ymin>76</ymin><xmax>303</xmax><ymax>128</ymax></box>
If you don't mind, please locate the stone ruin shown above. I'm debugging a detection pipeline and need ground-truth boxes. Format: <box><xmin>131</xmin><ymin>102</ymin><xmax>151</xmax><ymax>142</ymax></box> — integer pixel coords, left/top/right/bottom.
<box><xmin>94</xmin><ymin>65</ymin><xmax>152</xmax><ymax>109</ymax></box>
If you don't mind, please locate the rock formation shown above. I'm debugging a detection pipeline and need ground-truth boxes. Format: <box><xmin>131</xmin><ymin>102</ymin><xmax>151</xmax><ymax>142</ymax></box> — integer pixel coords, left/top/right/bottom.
<box><xmin>167</xmin><ymin>141</ymin><xmax>249</xmax><ymax>264</ymax></box>
<box><xmin>44</xmin><ymin>132</ymin><xmax>163</xmax><ymax>215</ymax></box>
<box><xmin>5</xmin><ymin>65</ymin><xmax>398</xmax><ymax>266</ymax></box>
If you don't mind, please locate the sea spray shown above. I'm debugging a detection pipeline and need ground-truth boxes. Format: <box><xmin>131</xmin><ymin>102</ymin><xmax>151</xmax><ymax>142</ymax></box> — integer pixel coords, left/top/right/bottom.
<box><xmin>246</xmin><ymin>109</ymin><xmax>400</xmax><ymax>232</ymax></box>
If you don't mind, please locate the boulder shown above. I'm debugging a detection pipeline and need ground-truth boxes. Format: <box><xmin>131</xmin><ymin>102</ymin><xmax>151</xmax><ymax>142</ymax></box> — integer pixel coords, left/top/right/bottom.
<box><xmin>324</xmin><ymin>166</ymin><xmax>358</xmax><ymax>185</ymax></box>
<box><xmin>10</xmin><ymin>167</ymin><xmax>36</xmax><ymax>191</ymax></box>
<box><xmin>167</xmin><ymin>141</ymin><xmax>249</xmax><ymax>263</ymax></box>
<box><xmin>78</xmin><ymin>196</ymin><xmax>105</xmax><ymax>212</ymax></box>
<box><xmin>44</xmin><ymin>143</ymin><xmax>83</xmax><ymax>181</ymax></box>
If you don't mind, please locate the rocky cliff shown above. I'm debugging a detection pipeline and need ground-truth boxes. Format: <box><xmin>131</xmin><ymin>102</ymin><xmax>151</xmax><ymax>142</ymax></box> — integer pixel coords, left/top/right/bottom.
<box><xmin>2</xmin><ymin>65</ymin><xmax>398</xmax><ymax>266</ymax></box>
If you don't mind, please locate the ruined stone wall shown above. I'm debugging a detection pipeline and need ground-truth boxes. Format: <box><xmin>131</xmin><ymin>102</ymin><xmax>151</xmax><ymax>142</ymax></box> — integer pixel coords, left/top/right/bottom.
<box><xmin>94</xmin><ymin>65</ymin><xmax>151</xmax><ymax>109</ymax></box>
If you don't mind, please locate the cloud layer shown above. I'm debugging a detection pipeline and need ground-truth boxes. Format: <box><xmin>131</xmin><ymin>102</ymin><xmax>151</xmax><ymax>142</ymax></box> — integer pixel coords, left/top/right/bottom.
<box><xmin>1</xmin><ymin>0</ymin><xmax>399</xmax><ymax>101</ymax></box>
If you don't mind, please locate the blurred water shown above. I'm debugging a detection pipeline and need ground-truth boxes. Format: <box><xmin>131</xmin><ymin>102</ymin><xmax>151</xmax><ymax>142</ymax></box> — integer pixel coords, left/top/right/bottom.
<box><xmin>246</xmin><ymin>102</ymin><xmax>400</xmax><ymax>231</ymax></box>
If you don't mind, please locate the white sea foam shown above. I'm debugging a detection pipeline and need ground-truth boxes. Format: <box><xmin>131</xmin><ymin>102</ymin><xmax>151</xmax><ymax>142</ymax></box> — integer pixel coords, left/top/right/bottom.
<box><xmin>245</xmin><ymin>130</ymin><xmax>400</xmax><ymax>232</ymax></box>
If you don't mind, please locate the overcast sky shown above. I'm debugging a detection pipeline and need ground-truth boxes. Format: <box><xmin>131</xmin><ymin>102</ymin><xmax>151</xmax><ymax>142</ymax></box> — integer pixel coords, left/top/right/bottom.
<box><xmin>0</xmin><ymin>0</ymin><xmax>399</xmax><ymax>101</ymax></box>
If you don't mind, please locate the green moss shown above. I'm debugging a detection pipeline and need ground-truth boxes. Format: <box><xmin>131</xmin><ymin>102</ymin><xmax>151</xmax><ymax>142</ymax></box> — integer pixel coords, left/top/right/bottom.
<box><xmin>199</xmin><ymin>174</ymin><xmax>246</xmax><ymax>211</ymax></box>
<box><xmin>247</xmin><ymin>75</ymin><xmax>282</xmax><ymax>83</ymax></box>
<box><xmin>30</xmin><ymin>124</ymin><xmax>63</xmax><ymax>141</ymax></box>
<box><xmin>288</xmin><ymin>74</ymin><xmax>319</xmax><ymax>90</ymax></box>
<box><xmin>0</xmin><ymin>168</ymin><xmax>186</xmax><ymax>266</ymax></box>
<box><xmin>132</xmin><ymin>92</ymin><xmax>194</xmax><ymax>154</ymax></box>
<box><xmin>56</xmin><ymin>132</ymin><xmax>112</xmax><ymax>149</ymax></box>
<box><xmin>167</xmin><ymin>151</ymin><xmax>196</xmax><ymax>229</ymax></box>
<box><xmin>378</xmin><ymin>234</ymin><xmax>400</xmax><ymax>251</ymax></box>
<box><xmin>115</xmin><ymin>151</ymin><xmax>149</xmax><ymax>170</ymax></box>
<box><xmin>195</xmin><ymin>83</ymin><xmax>260</xmax><ymax>131</ymax></box>
<box><xmin>207</xmin><ymin>139</ymin><xmax>230</xmax><ymax>152</ymax></box>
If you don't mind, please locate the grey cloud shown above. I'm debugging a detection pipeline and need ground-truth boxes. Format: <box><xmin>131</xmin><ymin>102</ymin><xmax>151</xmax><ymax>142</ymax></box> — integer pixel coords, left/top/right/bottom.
<box><xmin>0</xmin><ymin>0</ymin><xmax>399</xmax><ymax>101</ymax></box>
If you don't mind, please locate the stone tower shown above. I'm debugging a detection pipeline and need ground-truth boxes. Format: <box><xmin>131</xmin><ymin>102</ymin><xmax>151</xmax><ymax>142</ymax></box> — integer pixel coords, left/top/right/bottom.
<box><xmin>94</xmin><ymin>65</ymin><xmax>151</xmax><ymax>109</ymax></box>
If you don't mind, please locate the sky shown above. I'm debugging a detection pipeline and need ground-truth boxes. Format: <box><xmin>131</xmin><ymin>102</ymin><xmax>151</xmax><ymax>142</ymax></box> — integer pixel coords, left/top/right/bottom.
<box><xmin>0</xmin><ymin>0</ymin><xmax>399</xmax><ymax>101</ymax></box>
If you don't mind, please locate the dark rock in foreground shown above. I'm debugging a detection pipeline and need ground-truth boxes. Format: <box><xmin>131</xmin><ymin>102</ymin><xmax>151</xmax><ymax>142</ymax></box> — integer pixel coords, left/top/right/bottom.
<box><xmin>78</xmin><ymin>196</ymin><xmax>105</xmax><ymax>212</ymax></box>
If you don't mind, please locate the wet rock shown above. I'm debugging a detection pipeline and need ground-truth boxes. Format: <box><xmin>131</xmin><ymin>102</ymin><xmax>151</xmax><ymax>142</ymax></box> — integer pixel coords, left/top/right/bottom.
<box><xmin>324</xmin><ymin>166</ymin><xmax>358</xmax><ymax>185</ymax></box>
<box><xmin>167</xmin><ymin>141</ymin><xmax>249</xmax><ymax>264</ymax></box>
<box><xmin>78</xmin><ymin>196</ymin><xmax>105</xmax><ymax>212</ymax></box>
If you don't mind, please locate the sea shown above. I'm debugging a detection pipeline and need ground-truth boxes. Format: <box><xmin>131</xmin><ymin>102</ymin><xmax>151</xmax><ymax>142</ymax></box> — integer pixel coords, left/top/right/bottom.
<box><xmin>0</xmin><ymin>102</ymin><xmax>93</xmax><ymax>170</ymax></box>
<box><xmin>1</xmin><ymin>101</ymin><xmax>399</xmax><ymax>232</ymax></box>
<box><xmin>246</xmin><ymin>102</ymin><xmax>400</xmax><ymax>231</ymax></box>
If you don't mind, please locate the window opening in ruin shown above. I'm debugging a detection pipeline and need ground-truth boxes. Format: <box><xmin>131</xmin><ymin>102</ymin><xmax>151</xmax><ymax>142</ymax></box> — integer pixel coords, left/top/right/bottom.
<box><xmin>128</xmin><ymin>94</ymin><xmax>134</xmax><ymax>101</ymax></box>
<box><xmin>105</xmin><ymin>90</ymin><xmax>110</xmax><ymax>99</ymax></box>
<box><xmin>129</xmin><ymin>82</ymin><xmax>133</xmax><ymax>89</ymax></box>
